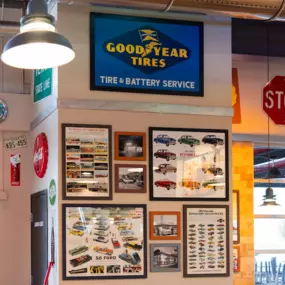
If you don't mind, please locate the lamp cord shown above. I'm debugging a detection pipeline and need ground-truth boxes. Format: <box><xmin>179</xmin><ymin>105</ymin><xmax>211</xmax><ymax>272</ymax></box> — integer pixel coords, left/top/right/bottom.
<box><xmin>266</xmin><ymin>24</ymin><xmax>271</xmax><ymax>188</ymax></box>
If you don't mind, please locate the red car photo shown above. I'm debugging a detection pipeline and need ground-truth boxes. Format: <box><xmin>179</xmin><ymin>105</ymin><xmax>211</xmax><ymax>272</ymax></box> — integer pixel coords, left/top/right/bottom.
<box><xmin>154</xmin><ymin>179</ymin><xmax>176</xmax><ymax>190</ymax></box>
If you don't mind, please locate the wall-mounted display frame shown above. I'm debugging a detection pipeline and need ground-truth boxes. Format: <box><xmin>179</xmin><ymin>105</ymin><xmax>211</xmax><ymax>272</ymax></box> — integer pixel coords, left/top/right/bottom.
<box><xmin>62</xmin><ymin>124</ymin><xmax>112</xmax><ymax>200</ymax></box>
<box><xmin>149</xmin><ymin>127</ymin><xmax>229</xmax><ymax>201</ymax></box>
<box><xmin>233</xmin><ymin>246</ymin><xmax>240</xmax><ymax>273</ymax></box>
<box><xmin>233</xmin><ymin>190</ymin><xmax>240</xmax><ymax>244</ymax></box>
<box><xmin>150</xmin><ymin>243</ymin><xmax>181</xmax><ymax>272</ymax></box>
<box><xmin>90</xmin><ymin>13</ymin><xmax>204</xmax><ymax>97</ymax></box>
<box><xmin>149</xmin><ymin>211</ymin><xmax>181</xmax><ymax>240</ymax></box>
<box><xmin>183</xmin><ymin>205</ymin><xmax>230</xmax><ymax>278</ymax></box>
<box><xmin>115</xmin><ymin>132</ymin><xmax>146</xmax><ymax>161</ymax></box>
<box><xmin>62</xmin><ymin>204</ymin><xmax>147</xmax><ymax>280</ymax></box>
<box><xmin>115</xmin><ymin>164</ymin><xmax>146</xmax><ymax>193</ymax></box>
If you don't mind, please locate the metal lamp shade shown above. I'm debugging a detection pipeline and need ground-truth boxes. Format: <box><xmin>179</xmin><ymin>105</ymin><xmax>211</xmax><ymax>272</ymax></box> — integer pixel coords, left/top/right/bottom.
<box><xmin>1</xmin><ymin>30</ymin><xmax>75</xmax><ymax>69</ymax></box>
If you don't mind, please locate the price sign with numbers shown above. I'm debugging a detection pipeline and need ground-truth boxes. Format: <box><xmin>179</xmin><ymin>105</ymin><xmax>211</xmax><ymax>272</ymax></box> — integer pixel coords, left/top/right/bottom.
<box><xmin>5</xmin><ymin>136</ymin><xmax>28</xmax><ymax>151</ymax></box>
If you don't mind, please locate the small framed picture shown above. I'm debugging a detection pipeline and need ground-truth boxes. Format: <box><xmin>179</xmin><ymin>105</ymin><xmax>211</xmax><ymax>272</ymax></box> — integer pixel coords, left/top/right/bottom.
<box><xmin>115</xmin><ymin>164</ymin><xmax>146</xmax><ymax>193</ymax></box>
<box><xmin>115</xmin><ymin>132</ymin><xmax>146</xmax><ymax>161</ymax></box>
<box><xmin>233</xmin><ymin>190</ymin><xmax>240</xmax><ymax>244</ymax></box>
<box><xmin>150</xmin><ymin>243</ymin><xmax>181</xmax><ymax>272</ymax></box>
<box><xmin>149</xmin><ymin>211</ymin><xmax>181</xmax><ymax>240</ymax></box>
<box><xmin>233</xmin><ymin>246</ymin><xmax>240</xmax><ymax>273</ymax></box>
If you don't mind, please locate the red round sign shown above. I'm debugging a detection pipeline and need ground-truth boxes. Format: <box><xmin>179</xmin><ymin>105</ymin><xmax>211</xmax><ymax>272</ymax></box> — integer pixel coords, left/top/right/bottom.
<box><xmin>33</xmin><ymin>132</ymin><xmax>48</xmax><ymax>178</ymax></box>
<box><xmin>263</xmin><ymin>76</ymin><xmax>285</xmax><ymax>125</ymax></box>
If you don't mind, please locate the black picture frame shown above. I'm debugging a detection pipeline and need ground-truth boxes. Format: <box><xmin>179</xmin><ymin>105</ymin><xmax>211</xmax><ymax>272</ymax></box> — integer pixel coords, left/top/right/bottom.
<box><xmin>62</xmin><ymin>204</ymin><xmax>148</xmax><ymax>280</ymax></box>
<box><xmin>62</xmin><ymin>123</ymin><xmax>112</xmax><ymax>200</ymax></box>
<box><xmin>149</xmin><ymin>127</ymin><xmax>229</xmax><ymax>201</ymax></box>
<box><xmin>183</xmin><ymin>205</ymin><xmax>230</xmax><ymax>278</ymax></box>
<box><xmin>233</xmin><ymin>190</ymin><xmax>240</xmax><ymax>244</ymax></box>
<box><xmin>90</xmin><ymin>13</ymin><xmax>204</xmax><ymax>97</ymax></box>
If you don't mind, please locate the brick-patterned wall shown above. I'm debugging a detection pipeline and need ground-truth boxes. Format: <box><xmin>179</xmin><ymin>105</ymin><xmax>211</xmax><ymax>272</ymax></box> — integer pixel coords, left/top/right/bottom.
<box><xmin>233</xmin><ymin>142</ymin><xmax>254</xmax><ymax>285</ymax></box>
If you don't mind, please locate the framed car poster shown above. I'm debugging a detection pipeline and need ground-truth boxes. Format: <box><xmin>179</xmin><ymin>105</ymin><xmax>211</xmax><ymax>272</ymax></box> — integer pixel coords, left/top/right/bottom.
<box><xmin>149</xmin><ymin>127</ymin><xmax>229</xmax><ymax>201</ymax></box>
<box><xmin>62</xmin><ymin>204</ymin><xmax>147</xmax><ymax>280</ymax></box>
<box><xmin>183</xmin><ymin>205</ymin><xmax>230</xmax><ymax>278</ymax></box>
<box><xmin>62</xmin><ymin>124</ymin><xmax>112</xmax><ymax>200</ymax></box>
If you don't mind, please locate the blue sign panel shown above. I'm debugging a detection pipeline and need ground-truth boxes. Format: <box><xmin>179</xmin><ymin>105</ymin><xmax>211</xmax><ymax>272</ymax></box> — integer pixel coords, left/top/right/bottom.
<box><xmin>90</xmin><ymin>13</ymin><xmax>204</xmax><ymax>96</ymax></box>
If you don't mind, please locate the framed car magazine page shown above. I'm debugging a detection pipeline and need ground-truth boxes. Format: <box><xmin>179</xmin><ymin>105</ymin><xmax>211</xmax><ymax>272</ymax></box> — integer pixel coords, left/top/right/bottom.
<box><xmin>62</xmin><ymin>204</ymin><xmax>147</xmax><ymax>280</ymax></box>
<box><xmin>62</xmin><ymin>124</ymin><xmax>112</xmax><ymax>200</ymax></box>
<box><xmin>149</xmin><ymin>127</ymin><xmax>229</xmax><ymax>201</ymax></box>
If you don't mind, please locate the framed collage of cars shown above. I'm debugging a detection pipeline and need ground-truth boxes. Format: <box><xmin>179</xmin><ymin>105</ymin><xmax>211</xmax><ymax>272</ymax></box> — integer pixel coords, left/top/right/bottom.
<box><xmin>62</xmin><ymin>204</ymin><xmax>147</xmax><ymax>280</ymax></box>
<box><xmin>149</xmin><ymin>127</ymin><xmax>229</xmax><ymax>201</ymax></box>
<box><xmin>62</xmin><ymin>124</ymin><xmax>112</xmax><ymax>200</ymax></box>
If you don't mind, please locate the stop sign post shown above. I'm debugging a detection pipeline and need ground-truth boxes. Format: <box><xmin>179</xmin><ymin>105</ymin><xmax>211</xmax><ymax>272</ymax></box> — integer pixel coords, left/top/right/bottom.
<box><xmin>263</xmin><ymin>76</ymin><xmax>285</xmax><ymax>125</ymax></box>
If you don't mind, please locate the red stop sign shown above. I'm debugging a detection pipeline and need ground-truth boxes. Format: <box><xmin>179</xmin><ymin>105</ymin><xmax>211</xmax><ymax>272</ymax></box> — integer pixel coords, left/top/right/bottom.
<box><xmin>263</xmin><ymin>76</ymin><xmax>285</xmax><ymax>125</ymax></box>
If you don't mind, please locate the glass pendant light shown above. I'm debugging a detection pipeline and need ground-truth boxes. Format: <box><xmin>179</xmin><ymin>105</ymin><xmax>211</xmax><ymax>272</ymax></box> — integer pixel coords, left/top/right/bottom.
<box><xmin>260</xmin><ymin>187</ymin><xmax>280</xmax><ymax>206</ymax></box>
<box><xmin>1</xmin><ymin>0</ymin><xmax>75</xmax><ymax>69</ymax></box>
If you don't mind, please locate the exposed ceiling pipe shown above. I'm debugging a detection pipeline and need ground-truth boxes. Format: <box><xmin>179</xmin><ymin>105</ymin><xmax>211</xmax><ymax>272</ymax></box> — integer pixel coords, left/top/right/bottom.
<box><xmin>57</xmin><ymin>0</ymin><xmax>285</xmax><ymax>21</ymax></box>
<box><xmin>255</xmin><ymin>157</ymin><xmax>285</xmax><ymax>173</ymax></box>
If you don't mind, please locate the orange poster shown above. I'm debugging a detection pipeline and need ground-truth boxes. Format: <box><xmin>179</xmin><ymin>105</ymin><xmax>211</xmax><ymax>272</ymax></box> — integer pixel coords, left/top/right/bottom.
<box><xmin>232</xmin><ymin>68</ymin><xmax>241</xmax><ymax>124</ymax></box>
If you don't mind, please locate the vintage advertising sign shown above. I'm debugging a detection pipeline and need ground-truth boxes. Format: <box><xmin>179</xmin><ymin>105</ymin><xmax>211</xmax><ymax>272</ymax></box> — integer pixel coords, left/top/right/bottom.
<box><xmin>33</xmin><ymin>68</ymin><xmax>52</xmax><ymax>103</ymax></box>
<box><xmin>90</xmin><ymin>13</ymin><xmax>204</xmax><ymax>96</ymax></box>
<box><xmin>10</xmin><ymin>154</ymin><xmax>21</xmax><ymax>186</ymax></box>
<box><xmin>5</xmin><ymin>135</ymin><xmax>28</xmax><ymax>151</ymax></box>
<box><xmin>33</xmin><ymin>133</ymin><xmax>49</xmax><ymax>178</ymax></box>
<box><xmin>232</xmin><ymin>68</ymin><xmax>241</xmax><ymax>124</ymax></box>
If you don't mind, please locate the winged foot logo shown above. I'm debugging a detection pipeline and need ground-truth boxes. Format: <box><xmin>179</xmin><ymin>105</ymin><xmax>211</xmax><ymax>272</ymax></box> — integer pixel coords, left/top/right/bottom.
<box><xmin>103</xmin><ymin>26</ymin><xmax>192</xmax><ymax>74</ymax></box>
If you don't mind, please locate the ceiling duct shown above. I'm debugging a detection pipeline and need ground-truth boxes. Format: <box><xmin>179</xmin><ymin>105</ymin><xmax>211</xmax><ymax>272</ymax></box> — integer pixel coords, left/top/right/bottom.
<box><xmin>58</xmin><ymin>0</ymin><xmax>285</xmax><ymax>21</ymax></box>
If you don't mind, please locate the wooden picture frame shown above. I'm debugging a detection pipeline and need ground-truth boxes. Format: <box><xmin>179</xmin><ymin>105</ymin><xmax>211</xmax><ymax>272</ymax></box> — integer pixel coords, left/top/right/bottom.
<box><xmin>62</xmin><ymin>204</ymin><xmax>147</xmax><ymax>280</ymax></box>
<box><xmin>149</xmin><ymin>127</ymin><xmax>229</xmax><ymax>201</ymax></box>
<box><xmin>62</xmin><ymin>123</ymin><xmax>112</xmax><ymax>200</ymax></box>
<box><xmin>183</xmin><ymin>205</ymin><xmax>230</xmax><ymax>277</ymax></box>
<box><xmin>115</xmin><ymin>132</ymin><xmax>146</xmax><ymax>161</ymax></box>
<box><xmin>233</xmin><ymin>190</ymin><xmax>240</xmax><ymax>244</ymax></box>
<box><xmin>233</xmin><ymin>246</ymin><xmax>241</xmax><ymax>273</ymax></box>
<box><xmin>150</xmin><ymin>243</ymin><xmax>181</xmax><ymax>272</ymax></box>
<box><xmin>149</xmin><ymin>211</ymin><xmax>181</xmax><ymax>240</ymax></box>
<box><xmin>115</xmin><ymin>164</ymin><xmax>147</xmax><ymax>193</ymax></box>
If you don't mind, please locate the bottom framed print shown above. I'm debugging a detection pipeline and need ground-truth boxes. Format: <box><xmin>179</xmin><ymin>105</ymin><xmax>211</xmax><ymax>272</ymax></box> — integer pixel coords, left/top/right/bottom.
<box><xmin>62</xmin><ymin>204</ymin><xmax>147</xmax><ymax>280</ymax></box>
<box><xmin>183</xmin><ymin>205</ymin><xmax>230</xmax><ymax>277</ymax></box>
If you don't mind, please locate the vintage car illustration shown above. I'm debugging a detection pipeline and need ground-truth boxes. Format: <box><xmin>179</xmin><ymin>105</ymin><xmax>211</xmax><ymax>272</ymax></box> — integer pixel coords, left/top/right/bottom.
<box><xmin>69</xmin><ymin>229</ymin><xmax>84</xmax><ymax>237</ymax></box>
<box><xmin>69</xmin><ymin>268</ymin><xmax>88</xmax><ymax>274</ymax></box>
<box><xmin>80</xmin><ymin>154</ymin><xmax>94</xmax><ymax>162</ymax></box>
<box><xmin>73</xmin><ymin>224</ymin><xmax>87</xmax><ymax>231</ymax></box>
<box><xmin>122</xmin><ymin>236</ymin><xmax>138</xmax><ymax>242</ymax></box>
<box><xmin>68</xmin><ymin>246</ymin><xmax>89</xmax><ymax>256</ymax></box>
<box><xmin>94</xmin><ymin>145</ymin><xmax>107</xmax><ymax>153</ymax></box>
<box><xmin>123</xmin><ymin>265</ymin><xmax>142</xmax><ymax>273</ymax></box>
<box><xmin>94</xmin><ymin>156</ymin><xmax>108</xmax><ymax>162</ymax></box>
<box><xmin>202</xmin><ymin>167</ymin><xmax>224</xmax><ymax>176</ymax></box>
<box><xmin>155</xmin><ymin>163</ymin><xmax>177</xmax><ymax>174</ymax></box>
<box><xmin>154</xmin><ymin>179</ymin><xmax>176</xmax><ymax>190</ymax></box>
<box><xmin>178</xmin><ymin>135</ymin><xmax>200</xmax><ymax>147</ymax></box>
<box><xmin>117</xmin><ymin>224</ymin><xmax>131</xmax><ymax>231</ymax></box>
<box><xmin>154</xmin><ymin>149</ymin><xmax>176</xmax><ymax>161</ymax></box>
<box><xmin>202</xmin><ymin>180</ymin><xmax>224</xmax><ymax>190</ymax></box>
<box><xmin>93</xmin><ymin>246</ymin><xmax>113</xmax><ymax>255</ymax></box>
<box><xmin>179</xmin><ymin>178</ymin><xmax>200</xmax><ymax>190</ymax></box>
<box><xmin>67</xmin><ymin>162</ymin><xmax>80</xmax><ymax>170</ymax></box>
<box><xmin>66</xmin><ymin>137</ymin><xmax>80</xmax><ymax>145</ymax></box>
<box><xmin>119</xmin><ymin>252</ymin><xmax>141</xmax><ymax>265</ymax></box>
<box><xmin>70</xmin><ymin>254</ymin><xmax>92</xmax><ymax>267</ymax></box>
<box><xmin>93</xmin><ymin>235</ymin><xmax>109</xmax><ymax>243</ymax></box>
<box><xmin>94</xmin><ymin>230</ymin><xmax>108</xmax><ymax>237</ymax></box>
<box><xmin>202</xmin><ymin>135</ymin><xmax>224</xmax><ymax>146</ymax></box>
<box><xmin>111</xmin><ymin>238</ymin><xmax>121</xmax><ymax>248</ymax></box>
<box><xmin>94</xmin><ymin>224</ymin><xmax>110</xmax><ymax>231</ymax></box>
<box><xmin>88</xmin><ymin>183</ymin><xmax>108</xmax><ymax>192</ymax></box>
<box><xmin>90</xmin><ymin>266</ymin><xmax>104</xmax><ymax>274</ymax></box>
<box><xmin>124</xmin><ymin>242</ymin><xmax>143</xmax><ymax>251</ymax></box>
<box><xmin>94</xmin><ymin>164</ymin><xmax>108</xmax><ymax>170</ymax></box>
<box><xmin>154</xmin><ymin>134</ymin><xmax>176</xmax><ymax>146</ymax></box>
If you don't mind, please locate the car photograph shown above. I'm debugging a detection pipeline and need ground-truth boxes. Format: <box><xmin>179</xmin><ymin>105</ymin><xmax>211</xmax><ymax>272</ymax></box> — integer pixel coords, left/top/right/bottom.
<box><xmin>94</xmin><ymin>224</ymin><xmax>110</xmax><ymax>231</ymax></box>
<box><xmin>202</xmin><ymin>135</ymin><xmax>224</xmax><ymax>146</ymax></box>
<box><xmin>202</xmin><ymin>167</ymin><xmax>224</xmax><ymax>176</ymax></box>
<box><xmin>111</xmin><ymin>238</ymin><xmax>121</xmax><ymax>248</ymax></box>
<box><xmin>119</xmin><ymin>253</ymin><xmax>140</xmax><ymax>265</ymax></box>
<box><xmin>120</xmin><ymin>230</ymin><xmax>135</xmax><ymax>236</ymax></box>
<box><xmin>69</xmin><ymin>229</ymin><xmax>84</xmax><ymax>237</ymax></box>
<box><xmin>68</xmin><ymin>246</ymin><xmax>89</xmax><ymax>256</ymax></box>
<box><xmin>93</xmin><ymin>235</ymin><xmax>109</xmax><ymax>243</ymax></box>
<box><xmin>122</xmin><ymin>236</ymin><xmax>138</xmax><ymax>242</ymax></box>
<box><xmin>93</xmin><ymin>246</ymin><xmax>113</xmax><ymax>256</ymax></box>
<box><xmin>178</xmin><ymin>135</ymin><xmax>200</xmax><ymax>147</ymax></box>
<box><xmin>154</xmin><ymin>179</ymin><xmax>176</xmax><ymax>190</ymax></box>
<box><xmin>123</xmin><ymin>242</ymin><xmax>143</xmax><ymax>251</ymax></box>
<box><xmin>94</xmin><ymin>230</ymin><xmax>108</xmax><ymax>237</ymax></box>
<box><xmin>120</xmin><ymin>175</ymin><xmax>136</xmax><ymax>184</ymax></box>
<box><xmin>88</xmin><ymin>183</ymin><xmax>108</xmax><ymax>193</ymax></box>
<box><xmin>179</xmin><ymin>178</ymin><xmax>200</xmax><ymax>190</ymax></box>
<box><xmin>69</xmin><ymin>254</ymin><xmax>92</xmax><ymax>267</ymax></box>
<box><xmin>154</xmin><ymin>149</ymin><xmax>176</xmax><ymax>161</ymax></box>
<box><xmin>202</xmin><ymin>180</ymin><xmax>224</xmax><ymax>190</ymax></box>
<box><xmin>154</xmin><ymin>134</ymin><xmax>176</xmax><ymax>146</ymax></box>
<box><xmin>155</xmin><ymin>163</ymin><xmax>177</xmax><ymax>175</ymax></box>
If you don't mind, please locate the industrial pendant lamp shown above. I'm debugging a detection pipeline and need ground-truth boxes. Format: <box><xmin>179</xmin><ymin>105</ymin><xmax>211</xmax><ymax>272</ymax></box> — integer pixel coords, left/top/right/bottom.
<box><xmin>1</xmin><ymin>0</ymin><xmax>75</xmax><ymax>69</ymax></box>
<box><xmin>260</xmin><ymin>187</ymin><xmax>280</xmax><ymax>207</ymax></box>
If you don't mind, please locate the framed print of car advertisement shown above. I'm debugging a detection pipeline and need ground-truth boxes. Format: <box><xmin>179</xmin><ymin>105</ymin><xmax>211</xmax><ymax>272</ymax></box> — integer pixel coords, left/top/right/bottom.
<box><xmin>149</xmin><ymin>127</ymin><xmax>229</xmax><ymax>201</ymax></box>
<box><xmin>115</xmin><ymin>132</ymin><xmax>146</xmax><ymax>161</ymax></box>
<box><xmin>62</xmin><ymin>124</ymin><xmax>112</xmax><ymax>200</ymax></box>
<box><xmin>183</xmin><ymin>205</ymin><xmax>230</xmax><ymax>278</ymax></box>
<box><xmin>115</xmin><ymin>164</ymin><xmax>146</xmax><ymax>193</ymax></box>
<box><xmin>233</xmin><ymin>190</ymin><xmax>240</xmax><ymax>244</ymax></box>
<box><xmin>149</xmin><ymin>211</ymin><xmax>181</xmax><ymax>240</ymax></box>
<box><xmin>150</xmin><ymin>243</ymin><xmax>181</xmax><ymax>272</ymax></box>
<box><xmin>62</xmin><ymin>204</ymin><xmax>147</xmax><ymax>280</ymax></box>
<box><xmin>233</xmin><ymin>246</ymin><xmax>240</xmax><ymax>273</ymax></box>
<box><xmin>90</xmin><ymin>13</ymin><xmax>204</xmax><ymax>97</ymax></box>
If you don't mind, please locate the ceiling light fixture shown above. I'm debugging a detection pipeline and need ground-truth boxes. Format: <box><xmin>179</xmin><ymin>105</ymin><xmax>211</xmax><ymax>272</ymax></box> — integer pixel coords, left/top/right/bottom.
<box><xmin>1</xmin><ymin>0</ymin><xmax>75</xmax><ymax>69</ymax></box>
<box><xmin>260</xmin><ymin>187</ymin><xmax>280</xmax><ymax>206</ymax></box>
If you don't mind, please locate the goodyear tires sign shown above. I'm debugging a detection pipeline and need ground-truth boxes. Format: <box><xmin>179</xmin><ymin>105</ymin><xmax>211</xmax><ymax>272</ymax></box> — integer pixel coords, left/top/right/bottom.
<box><xmin>90</xmin><ymin>13</ymin><xmax>204</xmax><ymax>97</ymax></box>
